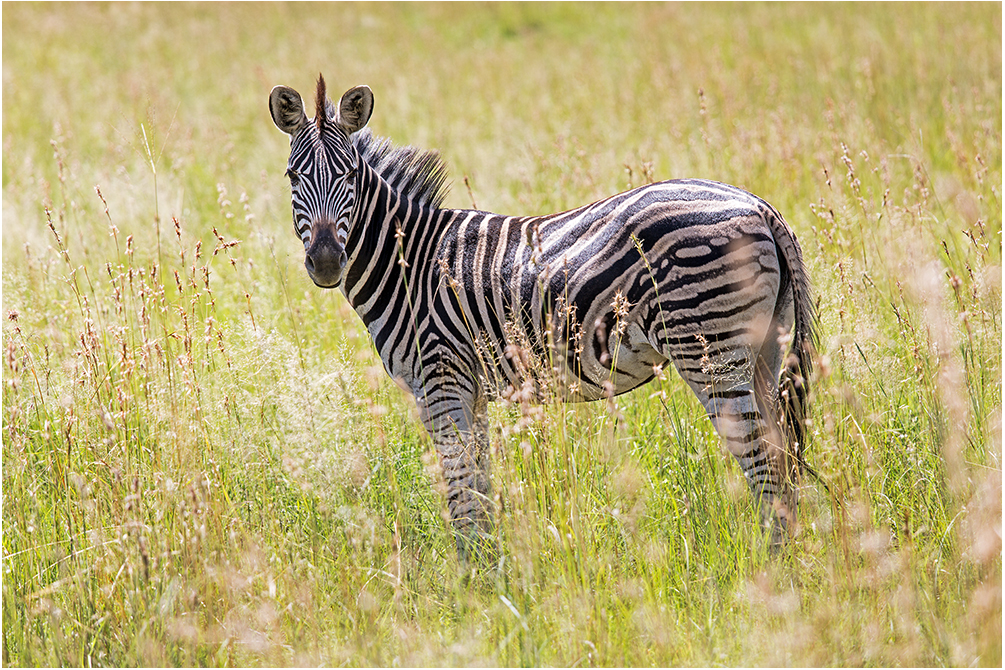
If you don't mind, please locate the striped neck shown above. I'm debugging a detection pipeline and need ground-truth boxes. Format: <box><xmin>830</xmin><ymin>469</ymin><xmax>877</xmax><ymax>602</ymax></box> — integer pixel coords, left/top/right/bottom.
<box><xmin>341</xmin><ymin>160</ymin><xmax>446</xmax><ymax>319</ymax></box>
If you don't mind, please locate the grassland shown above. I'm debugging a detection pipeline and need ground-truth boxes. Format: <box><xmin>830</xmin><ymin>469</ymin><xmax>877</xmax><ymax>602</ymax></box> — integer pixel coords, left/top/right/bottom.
<box><xmin>2</xmin><ymin>2</ymin><xmax>1001</xmax><ymax>666</ymax></box>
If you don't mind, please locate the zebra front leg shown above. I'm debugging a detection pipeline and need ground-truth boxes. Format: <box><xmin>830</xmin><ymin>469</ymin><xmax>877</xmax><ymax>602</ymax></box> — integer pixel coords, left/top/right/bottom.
<box><xmin>418</xmin><ymin>386</ymin><xmax>495</xmax><ymax>561</ymax></box>
<box><xmin>437</xmin><ymin>432</ymin><xmax>494</xmax><ymax>561</ymax></box>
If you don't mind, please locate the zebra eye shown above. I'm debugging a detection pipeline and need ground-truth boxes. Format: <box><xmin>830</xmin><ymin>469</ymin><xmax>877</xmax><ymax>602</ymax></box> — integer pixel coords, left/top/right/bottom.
<box><xmin>344</xmin><ymin>168</ymin><xmax>357</xmax><ymax>184</ymax></box>
<box><xmin>285</xmin><ymin>168</ymin><xmax>300</xmax><ymax>186</ymax></box>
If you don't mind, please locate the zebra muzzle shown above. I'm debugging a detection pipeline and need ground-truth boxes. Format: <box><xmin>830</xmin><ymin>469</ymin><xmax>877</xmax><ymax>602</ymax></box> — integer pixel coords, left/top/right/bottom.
<box><xmin>305</xmin><ymin>225</ymin><xmax>347</xmax><ymax>288</ymax></box>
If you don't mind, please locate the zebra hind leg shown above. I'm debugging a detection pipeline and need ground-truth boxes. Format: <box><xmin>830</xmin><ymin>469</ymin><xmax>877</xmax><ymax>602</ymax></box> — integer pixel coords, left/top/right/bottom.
<box><xmin>755</xmin><ymin>319</ymin><xmax>801</xmax><ymax>534</ymax></box>
<box><xmin>699</xmin><ymin>379</ymin><xmax>793</xmax><ymax>546</ymax></box>
<box><xmin>670</xmin><ymin>337</ymin><xmax>794</xmax><ymax>547</ymax></box>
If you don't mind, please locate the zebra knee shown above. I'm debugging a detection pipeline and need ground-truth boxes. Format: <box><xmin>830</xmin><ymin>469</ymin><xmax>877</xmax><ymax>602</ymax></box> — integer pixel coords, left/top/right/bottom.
<box><xmin>442</xmin><ymin>454</ymin><xmax>494</xmax><ymax>531</ymax></box>
<box><xmin>447</xmin><ymin>492</ymin><xmax>487</xmax><ymax>526</ymax></box>
<box><xmin>446</xmin><ymin>471</ymin><xmax>491</xmax><ymax>507</ymax></box>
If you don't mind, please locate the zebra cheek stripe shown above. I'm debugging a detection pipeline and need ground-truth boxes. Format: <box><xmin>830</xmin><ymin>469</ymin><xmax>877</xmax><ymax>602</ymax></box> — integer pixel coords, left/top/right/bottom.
<box><xmin>270</xmin><ymin>79</ymin><xmax>817</xmax><ymax>560</ymax></box>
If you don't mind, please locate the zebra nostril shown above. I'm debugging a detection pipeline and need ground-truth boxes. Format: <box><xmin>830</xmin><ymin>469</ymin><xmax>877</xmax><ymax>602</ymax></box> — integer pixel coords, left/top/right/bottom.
<box><xmin>304</xmin><ymin>235</ymin><xmax>345</xmax><ymax>288</ymax></box>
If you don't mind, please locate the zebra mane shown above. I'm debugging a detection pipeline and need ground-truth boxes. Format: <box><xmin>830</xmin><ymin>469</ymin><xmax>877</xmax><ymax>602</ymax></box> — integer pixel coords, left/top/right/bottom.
<box><xmin>315</xmin><ymin>74</ymin><xmax>328</xmax><ymax>132</ymax></box>
<box><xmin>351</xmin><ymin>129</ymin><xmax>450</xmax><ymax>209</ymax></box>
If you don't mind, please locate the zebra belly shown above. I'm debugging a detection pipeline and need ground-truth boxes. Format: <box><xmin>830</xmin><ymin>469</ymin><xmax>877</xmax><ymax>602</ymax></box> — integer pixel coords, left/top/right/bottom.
<box><xmin>554</xmin><ymin>321</ymin><xmax>668</xmax><ymax>401</ymax></box>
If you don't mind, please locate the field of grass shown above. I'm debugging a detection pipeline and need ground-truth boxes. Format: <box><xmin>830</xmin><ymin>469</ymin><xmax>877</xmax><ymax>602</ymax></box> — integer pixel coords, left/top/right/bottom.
<box><xmin>2</xmin><ymin>3</ymin><xmax>1001</xmax><ymax>666</ymax></box>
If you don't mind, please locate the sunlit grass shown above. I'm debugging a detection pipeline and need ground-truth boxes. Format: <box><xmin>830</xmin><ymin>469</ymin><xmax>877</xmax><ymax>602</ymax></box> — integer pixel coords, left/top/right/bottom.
<box><xmin>3</xmin><ymin>2</ymin><xmax>1001</xmax><ymax>666</ymax></box>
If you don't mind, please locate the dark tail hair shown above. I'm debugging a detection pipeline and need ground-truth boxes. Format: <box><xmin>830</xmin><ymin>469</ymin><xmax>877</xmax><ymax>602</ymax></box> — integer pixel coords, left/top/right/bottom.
<box><xmin>766</xmin><ymin>207</ymin><xmax>817</xmax><ymax>477</ymax></box>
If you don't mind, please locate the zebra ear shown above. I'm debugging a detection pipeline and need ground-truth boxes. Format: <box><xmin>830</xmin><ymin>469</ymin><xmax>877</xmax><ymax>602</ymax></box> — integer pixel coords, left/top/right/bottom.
<box><xmin>336</xmin><ymin>85</ymin><xmax>373</xmax><ymax>134</ymax></box>
<box><xmin>270</xmin><ymin>85</ymin><xmax>308</xmax><ymax>136</ymax></box>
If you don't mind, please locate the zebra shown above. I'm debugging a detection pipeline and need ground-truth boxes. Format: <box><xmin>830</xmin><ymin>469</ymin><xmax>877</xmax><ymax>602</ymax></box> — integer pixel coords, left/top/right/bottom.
<box><xmin>269</xmin><ymin>75</ymin><xmax>816</xmax><ymax>557</ymax></box>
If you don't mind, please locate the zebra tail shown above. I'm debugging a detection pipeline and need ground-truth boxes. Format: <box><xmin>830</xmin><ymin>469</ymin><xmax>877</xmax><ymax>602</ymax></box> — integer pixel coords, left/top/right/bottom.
<box><xmin>768</xmin><ymin>207</ymin><xmax>817</xmax><ymax>465</ymax></box>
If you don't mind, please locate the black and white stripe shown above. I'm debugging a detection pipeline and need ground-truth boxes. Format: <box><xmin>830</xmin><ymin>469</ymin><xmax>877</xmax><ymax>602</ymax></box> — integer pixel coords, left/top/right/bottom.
<box><xmin>270</xmin><ymin>78</ymin><xmax>816</xmax><ymax>555</ymax></box>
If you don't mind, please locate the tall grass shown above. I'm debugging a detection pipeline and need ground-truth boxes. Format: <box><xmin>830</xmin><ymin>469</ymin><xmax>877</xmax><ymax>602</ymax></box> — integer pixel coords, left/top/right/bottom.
<box><xmin>3</xmin><ymin>3</ymin><xmax>1000</xmax><ymax>666</ymax></box>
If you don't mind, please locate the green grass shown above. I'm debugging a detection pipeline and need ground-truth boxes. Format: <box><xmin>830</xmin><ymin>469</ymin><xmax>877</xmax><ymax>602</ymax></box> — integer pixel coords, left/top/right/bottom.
<box><xmin>2</xmin><ymin>2</ymin><xmax>1001</xmax><ymax>666</ymax></box>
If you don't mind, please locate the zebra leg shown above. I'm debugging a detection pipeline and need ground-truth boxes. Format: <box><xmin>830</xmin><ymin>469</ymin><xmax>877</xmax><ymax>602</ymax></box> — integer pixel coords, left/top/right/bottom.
<box><xmin>754</xmin><ymin>313</ymin><xmax>801</xmax><ymax>527</ymax></box>
<box><xmin>666</xmin><ymin>334</ymin><xmax>793</xmax><ymax>545</ymax></box>
<box><xmin>415</xmin><ymin>384</ymin><xmax>495</xmax><ymax>561</ymax></box>
<box><xmin>692</xmin><ymin>377</ymin><xmax>792</xmax><ymax>545</ymax></box>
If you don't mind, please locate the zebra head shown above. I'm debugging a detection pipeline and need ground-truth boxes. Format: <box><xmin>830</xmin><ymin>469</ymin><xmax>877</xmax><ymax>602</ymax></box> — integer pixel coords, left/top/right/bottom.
<box><xmin>269</xmin><ymin>75</ymin><xmax>373</xmax><ymax>288</ymax></box>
